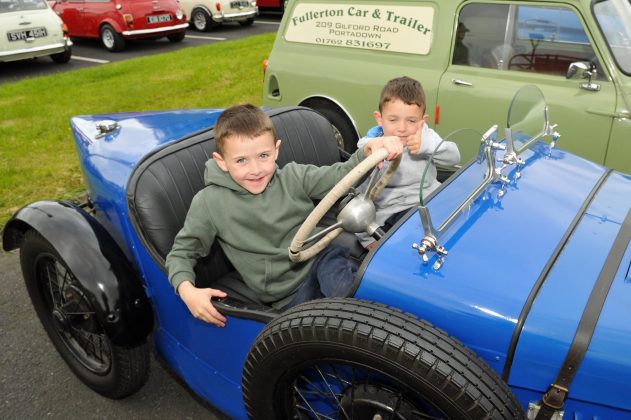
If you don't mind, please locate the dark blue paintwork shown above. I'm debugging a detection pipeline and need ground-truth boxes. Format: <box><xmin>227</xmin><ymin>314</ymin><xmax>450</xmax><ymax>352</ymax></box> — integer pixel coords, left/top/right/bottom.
<box><xmin>8</xmin><ymin>107</ymin><xmax>631</xmax><ymax>419</ymax></box>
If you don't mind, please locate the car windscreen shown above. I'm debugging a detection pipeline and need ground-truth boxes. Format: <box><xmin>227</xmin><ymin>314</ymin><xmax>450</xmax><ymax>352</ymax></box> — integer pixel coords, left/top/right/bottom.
<box><xmin>594</xmin><ymin>0</ymin><xmax>631</xmax><ymax>75</ymax></box>
<box><xmin>0</xmin><ymin>0</ymin><xmax>47</xmax><ymax>13</ymax></box>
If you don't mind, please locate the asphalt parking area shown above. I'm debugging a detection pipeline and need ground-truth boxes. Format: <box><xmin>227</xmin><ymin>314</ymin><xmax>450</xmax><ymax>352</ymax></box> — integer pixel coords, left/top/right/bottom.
<box><xmin>0</xmin><ymin>15</ymin><xmax>280</xmax><ymax>84</ymax></box>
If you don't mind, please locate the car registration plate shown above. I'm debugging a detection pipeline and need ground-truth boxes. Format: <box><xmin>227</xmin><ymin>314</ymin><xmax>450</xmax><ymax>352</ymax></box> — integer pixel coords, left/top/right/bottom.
<box><xmin>230</xmin><ymin>1</ymin><xmax>250</xmax><ymax>8</ymax></box>
<box><xmin>6</xmin><ymin>27</ymin><xmax>48</xmax><ymax>42</ymax></box>
<box><xmin>147</xmin><ymin>14</ymin><xmax>172</xmax><ymax>24</ymax></box>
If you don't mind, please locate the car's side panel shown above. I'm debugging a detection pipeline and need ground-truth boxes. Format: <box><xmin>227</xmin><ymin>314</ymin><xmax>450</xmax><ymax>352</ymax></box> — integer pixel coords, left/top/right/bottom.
<box><xmin>132</xmin><ymin>241</ymin><xmax>264</xmax><ymax>420</ymax></box>
<box><xmin>509</xmin><ymin>171</ymin><xmax>631</xmax><ymax>412</ymax></box>
<box><xmin>2</xmin><ymin>200</ymin><xmax>154</xmax><ymax>347</ymax></box>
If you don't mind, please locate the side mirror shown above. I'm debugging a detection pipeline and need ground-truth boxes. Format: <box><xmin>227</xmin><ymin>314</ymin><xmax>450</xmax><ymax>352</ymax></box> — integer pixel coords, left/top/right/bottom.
<box><xmin>567</xmin><ymin>61</ymin><xmax>600</xmax><ymax>91</ymax></box>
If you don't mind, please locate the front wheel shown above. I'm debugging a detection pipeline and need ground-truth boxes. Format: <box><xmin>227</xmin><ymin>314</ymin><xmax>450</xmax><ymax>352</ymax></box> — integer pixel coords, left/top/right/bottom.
<box><xmin>100</xmin><ymin>24</ymin><xmax>125</xmax><ymax>52</ymax></box>
<box><xmin>20</xmin><ymin>230</ymin><xmax>149</xmax><ymax>399</ymax></box>
<box><xmin>167</xmin><ymin>31</ymin><xmax>185</xmax><ymax>42</ymax></box>
<box><xmin>243</xmin><ymin>299</ymin><xmax>525</xmax><ymax>419</ymax></box>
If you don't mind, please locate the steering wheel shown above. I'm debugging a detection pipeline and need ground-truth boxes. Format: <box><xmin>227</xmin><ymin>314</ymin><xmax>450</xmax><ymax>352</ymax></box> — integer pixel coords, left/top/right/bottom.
<box><xmin>288</xmin><ymin>148</ymin><xmax>401</xmax><ymax>263</ymax></box>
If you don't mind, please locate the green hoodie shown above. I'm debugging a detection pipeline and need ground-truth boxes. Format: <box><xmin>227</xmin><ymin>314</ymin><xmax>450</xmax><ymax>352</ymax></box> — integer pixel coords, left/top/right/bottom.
<box><xmin>166</xmin><ymin>148</ymin><xmax>367</xmax><ymax>309</ymax></box>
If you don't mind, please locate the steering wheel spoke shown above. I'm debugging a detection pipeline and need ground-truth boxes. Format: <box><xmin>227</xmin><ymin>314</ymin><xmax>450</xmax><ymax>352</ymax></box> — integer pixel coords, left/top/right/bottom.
<box><xmin>289</xmin><ymin>149</ymin><xmax>401</xmax><ymax>263</ymax></box>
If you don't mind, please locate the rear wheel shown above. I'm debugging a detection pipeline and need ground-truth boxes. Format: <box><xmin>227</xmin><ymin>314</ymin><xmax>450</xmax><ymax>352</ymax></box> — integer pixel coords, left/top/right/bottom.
<box><xmin>192</xmin><ymin>8</ymin><xmax>212</xmax><ymax>32</ymax></box>
<box><xmin>243</xmin><ymin>299</ymin><xmax>525</xmax><ymax>419</ymax></box>
<box><xmin>304</xmin><ymin>101</ymin><xmax>358</xmax><ymax>153</ymax></box>
<box><xmin>100</xmin><ymin>24</ymin><xmax>125</xmax><ymax>52</ymax></box>
<box><xmin>20</xmin><ymin>230</ymin><xmax>149</xmax><ymax>399</ymax></box>
<box><xmin>50</xmin><ymin>47</ymin><xmax>71</xmax><ymax>64</ymax></box>
<box><xmin>167</xmin><ymin>31</ymin><xmax>185</xmax><ymax>42</ymax></box>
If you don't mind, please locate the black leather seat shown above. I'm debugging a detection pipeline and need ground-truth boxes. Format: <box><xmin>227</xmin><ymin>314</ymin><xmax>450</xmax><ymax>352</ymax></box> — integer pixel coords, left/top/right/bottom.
<box><xmin>127</xmin><ymin>107</ymin><xmax>354</xmax><ymax>318</ymax></box>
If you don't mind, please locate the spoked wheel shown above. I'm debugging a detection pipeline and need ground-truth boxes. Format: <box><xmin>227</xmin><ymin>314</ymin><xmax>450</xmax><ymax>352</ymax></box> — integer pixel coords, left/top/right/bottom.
<box><xmin>20</xmin><ymin>230</ymin><xmax>149</xmax><ymax>399</ymax></box>
<box><xmin>280</xmin><ymin>360</ymin><xmax>445</xmax><ymax>419</ymax></box>
<box><xmin>243</xmin><ymin>299</ymin><xmax>525</xmax><ymax>420</ymax></box>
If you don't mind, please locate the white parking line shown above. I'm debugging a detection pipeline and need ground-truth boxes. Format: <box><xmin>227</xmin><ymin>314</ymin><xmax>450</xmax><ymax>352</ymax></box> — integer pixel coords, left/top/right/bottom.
<box><xmin>72</xmin><ymin>55</ymin><xmax>110</xmax><ymax>64</ymax></box>
<box><xmin>185</xmin><ymin>35</ymin><xmax>228</xmax><ymax>40</ymax></box>
<box><xmin>256</xmin><ymin>20</ymin><xmax>281</xmax><ymax>25</ymax></box>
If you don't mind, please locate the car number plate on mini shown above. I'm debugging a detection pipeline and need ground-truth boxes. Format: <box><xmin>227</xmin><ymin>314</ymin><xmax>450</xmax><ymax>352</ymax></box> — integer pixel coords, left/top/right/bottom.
<box><xmin>230</xmin><ymin>1</ymin><xmax>250</xmax><ymax>8</ymax></box>
<box><xmin>6</xmin><ymin>27</ymin><xmax>48</xmax><ymax>42</ymax></box>
<box><xmin>147</xmin><ymin>14</ymin><xmax>172</xmax><ymax>24</ymax></box>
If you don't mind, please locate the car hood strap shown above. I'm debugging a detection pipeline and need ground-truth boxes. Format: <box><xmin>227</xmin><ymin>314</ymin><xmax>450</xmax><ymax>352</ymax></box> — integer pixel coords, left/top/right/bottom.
<box><xmin>535</xmin><ymin>206</ymin><xmax>631</xmax><ymax>420</ymax></box>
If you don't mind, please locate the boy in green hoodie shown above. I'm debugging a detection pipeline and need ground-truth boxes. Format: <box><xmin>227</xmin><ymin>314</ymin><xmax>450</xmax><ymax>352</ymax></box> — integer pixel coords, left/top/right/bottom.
<box><xmin>166</xmin><ymin>104</ymin><xmax>402</xmax><ymax>327</ymax></box>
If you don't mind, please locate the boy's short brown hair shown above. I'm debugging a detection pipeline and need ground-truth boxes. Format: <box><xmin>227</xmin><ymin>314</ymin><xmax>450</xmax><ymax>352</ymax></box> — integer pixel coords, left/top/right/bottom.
<box><xmin>214</xmin><ymin>104</ymin><xmax>276</xmax><ymax>155</ymax></box>
<box><xmin>379</xmin><ymin>76</ymin><xmax>426</xmax><ymax>113</ymax></box>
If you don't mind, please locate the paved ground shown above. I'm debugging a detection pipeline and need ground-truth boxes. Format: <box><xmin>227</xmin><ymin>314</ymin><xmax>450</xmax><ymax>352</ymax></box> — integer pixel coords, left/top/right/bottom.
<box><xmin>0</xmin><ymin>14</ymin><xmax>280</xmax><ymax>84</ymax></box>
<box><xmin>0</xmin><ymin>248</ymin><xmax>226</xmax><ymax>418</ymax></box>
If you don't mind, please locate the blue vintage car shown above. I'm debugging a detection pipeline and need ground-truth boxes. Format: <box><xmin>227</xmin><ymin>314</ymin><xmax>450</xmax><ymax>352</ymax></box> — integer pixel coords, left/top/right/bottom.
<box><xmin>3</xmin><ymin>86</ymin><xmax>630</xmax><ymax>419</ymax></box>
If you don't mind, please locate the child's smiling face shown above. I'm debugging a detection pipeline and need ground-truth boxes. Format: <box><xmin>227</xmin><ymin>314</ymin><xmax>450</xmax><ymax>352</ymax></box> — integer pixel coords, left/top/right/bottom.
<box><xmin>213</xmin><ymin>132</ymin><xmax>281</xmax><ymax>194</ymax></box>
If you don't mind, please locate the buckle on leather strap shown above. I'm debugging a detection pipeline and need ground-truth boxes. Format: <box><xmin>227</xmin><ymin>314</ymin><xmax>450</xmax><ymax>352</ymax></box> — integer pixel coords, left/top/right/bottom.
<box><xmin>541</xmin><ymin>383</ymin><xmax>568</xmax><ymax>410</ymax></box>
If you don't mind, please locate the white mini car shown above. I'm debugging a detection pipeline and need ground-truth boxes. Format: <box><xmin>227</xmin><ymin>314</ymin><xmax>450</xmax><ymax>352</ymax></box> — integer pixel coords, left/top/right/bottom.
<box><xmin>0</xmin><ymin>0</ymin><xmax>71</xmax><ymax>63</ymax></box>
<box><xmin>180</xmin><ymin>0</ymin><xmax>257</xmax><ymax>32</ymax></box>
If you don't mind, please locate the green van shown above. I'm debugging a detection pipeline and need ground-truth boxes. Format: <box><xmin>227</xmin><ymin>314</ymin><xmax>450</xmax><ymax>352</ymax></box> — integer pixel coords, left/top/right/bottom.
<box><xmin>263</xmin><ymin>0</ymin><xmax>631</xmax><ymax>172</ymax></box>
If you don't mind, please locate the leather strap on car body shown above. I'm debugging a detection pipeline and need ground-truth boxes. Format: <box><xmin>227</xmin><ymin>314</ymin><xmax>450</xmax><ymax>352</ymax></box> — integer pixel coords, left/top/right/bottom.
<box><xmin>535</xmin><ymin>207</ymin><xmax>631</xmax><ymax>420</ymax></box>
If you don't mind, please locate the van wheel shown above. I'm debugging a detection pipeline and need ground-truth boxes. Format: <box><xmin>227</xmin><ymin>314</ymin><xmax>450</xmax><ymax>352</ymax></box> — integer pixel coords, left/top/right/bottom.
<box><xmin>192</xmin><ymin>8</ymin><xmax>212</xmax><ymax>32</ymax></box>
<box><xmin>20</xmin><ymin>230</ymin><xmax>149</xmax><ymax>399</ymax></box>
<box><xmin>243</xmin><ymin>299</ymin><xmax>525</xmax><ymax>419</ymax></box>
<box><xmin>51</xmin><ymin>48</ymin><xmax>72</xmax><ymax>64</ymax></box>
<box><xmin>310</xmin><ymin>105</ymin><xmax>358</xmax><ymax>153</ymax></box>
<box><xmin>100</xmin><ymin>24</ymin><xmax>125</xmax><ymax>52</ymax></box>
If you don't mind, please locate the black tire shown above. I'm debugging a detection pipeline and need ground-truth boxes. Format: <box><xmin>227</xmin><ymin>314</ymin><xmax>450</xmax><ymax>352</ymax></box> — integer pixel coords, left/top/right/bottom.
<box><xmin>312</xmin><ymin>105</ymin><xmax>358</xmax><ymax>153</ymax></box>
<box><xmin>167</xmin><ymin>31</ymin><xmax>185</xmax><ymax>42</ymax></box>
<box><xmin>50</xmin><ymin>47</ymin><xmax>72</xmax><ymax>64</ymax></box>
<box><xmin>239</xmin><ymin>17</ymin><xmax>254</xmax><ymax>26</ymax></box>
<box><xmin>100</xmin><ymin>24</ymin><xmax>125</xmax><ymax>52</ymax></box>
<box><xmin>20</xmin><ymin>230</ymin><xmax>149</xmax><ymax>399</ymax></box>
<box><xmin>191</xmin><ymin>8</ymin><xmax>212</xmax><ymax>32</ymax></box>
<box><xmin>243</xmin><ymin>299</ymin><xmax>525</xmax><ymax>419</ymax></box>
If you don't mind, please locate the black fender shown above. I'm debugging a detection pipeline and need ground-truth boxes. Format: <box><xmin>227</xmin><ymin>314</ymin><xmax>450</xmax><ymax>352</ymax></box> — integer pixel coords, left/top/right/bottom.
<box><xmin>2</xmin><ymin>200</ymin><xmax>154</xmax><ymax>346</ymax></box>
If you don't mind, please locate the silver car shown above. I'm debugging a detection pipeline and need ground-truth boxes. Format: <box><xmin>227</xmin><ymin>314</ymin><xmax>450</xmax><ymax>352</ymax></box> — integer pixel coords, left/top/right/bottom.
<box><xmin>180</xmin><ymin>0</ymin><xmax>258</xmax><ymax>32</ymax></box>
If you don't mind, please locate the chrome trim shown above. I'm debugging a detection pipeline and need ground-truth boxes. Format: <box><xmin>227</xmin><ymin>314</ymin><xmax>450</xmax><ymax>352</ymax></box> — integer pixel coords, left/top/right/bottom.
<box><xmin>0</xmin><ymin>40</ymin><xmax>71</xmax><ymax>58</ymax></box>
<box><xmin>122</xmin><ymin>23</ymin><xmax>189</xmax><ymax>36</ymax></box>
<box><xmin>214</xmin><ymin>10</ymin><xmax>257</xmax><ymax>20</ymax></box>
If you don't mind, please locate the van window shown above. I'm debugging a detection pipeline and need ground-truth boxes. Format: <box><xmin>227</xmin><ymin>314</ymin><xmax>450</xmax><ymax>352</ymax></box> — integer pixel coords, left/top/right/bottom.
<box><xmin>594</xmin><ymin>0</ymin><xmax>631</xmax><ymax>75</ymax></box>
<box><xmin>454</xmin><ymin>2</ymin><xmax>603</xmax><ymax>78</ymax></box>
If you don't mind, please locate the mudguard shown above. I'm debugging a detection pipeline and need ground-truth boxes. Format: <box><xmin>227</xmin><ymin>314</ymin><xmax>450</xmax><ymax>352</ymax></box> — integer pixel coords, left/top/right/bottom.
<box><xmin>2</xmin><ymin>200</ymin><xmax>153</xmax><ymax>346</ymax></box>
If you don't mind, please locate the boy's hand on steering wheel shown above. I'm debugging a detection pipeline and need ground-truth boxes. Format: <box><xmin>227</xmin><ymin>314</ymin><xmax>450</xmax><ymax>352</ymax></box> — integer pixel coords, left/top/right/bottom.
<box><xmin>363</xmin><ymin>136</ymin><xmax>403</xmax><ymax>168</ymax></box>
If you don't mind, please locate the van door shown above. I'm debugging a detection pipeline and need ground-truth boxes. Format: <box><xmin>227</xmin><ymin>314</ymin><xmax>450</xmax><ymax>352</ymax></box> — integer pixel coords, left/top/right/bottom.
<box><xmin>436</xmin><ymin>2</ymin><xmax>616</xmax><ymax>165</ymax></box>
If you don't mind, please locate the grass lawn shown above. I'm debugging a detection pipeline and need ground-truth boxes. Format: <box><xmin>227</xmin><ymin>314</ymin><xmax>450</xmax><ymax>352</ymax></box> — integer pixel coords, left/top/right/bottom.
<box><xmin>0</xmin><ymin>33</ymin><xmax>275</xmax><ymax>228</ymax></box>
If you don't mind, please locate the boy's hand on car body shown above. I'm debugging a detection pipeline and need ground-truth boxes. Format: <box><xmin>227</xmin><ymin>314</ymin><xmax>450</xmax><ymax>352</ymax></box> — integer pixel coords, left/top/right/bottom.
<box><xmin>177</xmin><ymin>281</ymin><xmax>228</xmax><ymax>327</ymax></box>
<box><xmin>363</xmin><ymin>135</ymin><xmax>403</xmax><ymax>167</ymax></box>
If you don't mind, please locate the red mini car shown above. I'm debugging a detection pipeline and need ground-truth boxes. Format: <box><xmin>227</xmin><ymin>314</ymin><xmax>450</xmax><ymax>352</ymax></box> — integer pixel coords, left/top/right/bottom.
<box><xmin>50</xmin><ymin>0</ymin><xmax>188</xmax><ymax>52</ymax></box>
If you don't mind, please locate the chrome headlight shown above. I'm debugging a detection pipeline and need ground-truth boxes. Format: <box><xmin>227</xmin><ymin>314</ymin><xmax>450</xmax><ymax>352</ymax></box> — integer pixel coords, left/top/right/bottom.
<box><xmin>176</xmin><ymin>9</ymin><xmax>184</xmax><ymax>19</ymax></box>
